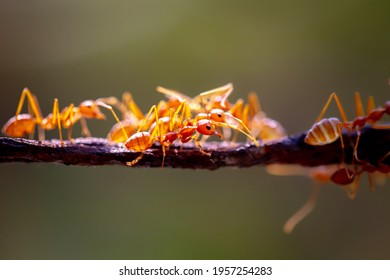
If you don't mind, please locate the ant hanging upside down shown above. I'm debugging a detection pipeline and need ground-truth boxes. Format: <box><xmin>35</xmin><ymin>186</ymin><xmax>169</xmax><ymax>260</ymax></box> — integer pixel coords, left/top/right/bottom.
<box><xmin>272</xmin><ymin>92</ymin><xmax>390</xmax><ymax>233</ymax></box>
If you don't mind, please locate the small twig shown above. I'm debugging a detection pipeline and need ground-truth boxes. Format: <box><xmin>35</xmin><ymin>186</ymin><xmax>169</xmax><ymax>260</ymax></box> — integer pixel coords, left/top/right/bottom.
<box><xmin>0</xmin><ymin>127</ymin><xmax>389</xmax><ymax>169</ymax></box>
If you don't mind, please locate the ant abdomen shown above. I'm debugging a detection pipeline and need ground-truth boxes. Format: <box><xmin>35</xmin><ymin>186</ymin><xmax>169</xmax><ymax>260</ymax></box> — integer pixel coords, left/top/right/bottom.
<box><xmin>304</xmin><ymin>117</ymin><xmax>340</xmax><ymax>146</ymax></box>
<box><xmin>2</xmin><ymin>114</ymin><xmax>36</xmax><ymax>138</ymax></box>
<box><xmin>124</xmin><ymin>132</ymin><xmax>152</xmax><ymax>152</ymax></box>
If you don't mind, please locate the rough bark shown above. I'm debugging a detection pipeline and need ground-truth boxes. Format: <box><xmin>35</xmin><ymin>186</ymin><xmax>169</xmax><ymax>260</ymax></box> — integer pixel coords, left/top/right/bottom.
<box><xmin>0</xmin><ymin>127</ymin><xmax>389</xmax><ymax>170</ymax></box>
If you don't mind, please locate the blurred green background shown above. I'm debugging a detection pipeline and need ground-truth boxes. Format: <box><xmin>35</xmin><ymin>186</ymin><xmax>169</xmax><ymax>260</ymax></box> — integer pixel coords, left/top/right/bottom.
<box><xmin>0</xmin><ymin>0</ymin><xmax>389</xmax><ymax>259</ymax></box>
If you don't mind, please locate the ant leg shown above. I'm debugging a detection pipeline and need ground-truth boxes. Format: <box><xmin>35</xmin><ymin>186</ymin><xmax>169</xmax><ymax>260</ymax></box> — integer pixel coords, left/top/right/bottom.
<box><xmin>67</xmin><ymin>125</ymin><xmax>73</xmax><ymax>142</ymax></box>
<box><xmin>122</xmin><ymin>92</ymin><xmax>144</xmax><ymax>121</ymax></box>
<box><xmin>366</xmin><ymin>95</ymin><xmax>376</xmax><ymax>115</ymax></box>
<box><xmin>156</xmin><ymin>86</ymin><xmax>198</xmax><ymax>113</ymax></box>
<box><xmin>242</xmin><ymin>103</ymin><xmax>251</xmax><ymax>129</ymax></box>
<box><xmin>156</xmin><ymin>100</ymin><xmax>167</xmax><ymax>113</ymax></box>
<box><xmin>223</xmin><ymin>112</ymin><xmax>252</xmax><ymax>135</ymax></box>
<box><xmin>354</xmin><ymin>123</ymin><xmax>390</xmax><ymax>164</ymax></box>
<box><xmin>198</xmin><ymin>83</ymin><xmax>233</xmax><ymax>100</ymax></box>
<box><xmin>183</xmin><ymin>100</ymin><xmax>191</xmax><ymax>120</ymax></box>
<box><xmin>337</xmin><ymin>123</ymin><xmax>359</xmax><ymax>183</ymax></box>
<box><xmin>36</xmin><ymin>128</ymin><xmax>45</xmax><ymax>141</ymax></box>
<box><xmin>315</xmin><ymin>92</ymin><xmax>348</xmax><ymax>123</ymax></box>
<box><xmin>368</xmin><ymin>173</ymin><xmax>375</xmax><ymax>192</ymax></box>
<box><xmin>137</xmin><ymin>105</ymin><xmax>159</xmax><ymax>132</ymax></box>
<box><xmin>156</xmin><ymin>119</ymin><xmax>166</xmax><ymax>167</ymax></box>
<box><xmin>161</xmin><ymin>145</ymin><xmax>166</xmax><ymax>168</ymax></box>
<box><xmin>61</xmin><ymin>104</ymin><xmax>73</xmax><ymax>121</ymax></box>
<box><xmin>198</xmin><ymin>95</ymin><xmax>208</xmax><ymax>111</ymax></box>
<box><xmin>167</xmin><ymin>107</ymin><xmax>175</xmax><ymax>132</ymax></box>
<box><xmin>353</xmin><ymin>130</ymin><xmax>364</xmax><ymax>163</ymax></box>
<box><xmin>343</xmin><ymin>172</ymin><xmax>362</xmax><ymax>200</ymax></box>
<box><xmin>80</xmin><ymin>118</ymin><xmax>91</xmax><ymax>137</ymax></box>
<box><xmin>156</xmin><ymin>86</ymin><xmax>191</xmax><ymax>104</ymax></box>
<box><xmin>198</xmin><ymin>134</ymin><xmax>209</xmax><ymax>145</ymax></box>
<box><xmin>31</xmin><ymin>93</ymin><xmax>43</xmax><ymax>120</ymax></box>
<box><xmin>60</xmin><ymin>104</ymin><xmax>76</xmax><ymax>140</ymax></box>
<box><xmin>126</xmin><ymin>152</ymin><xmax>145</xmax><ymax>166</ymax></box>
<box><xmin>373</xmin><ymin>172</ymin><xmax>386</xmax><ymax>185</ymax></box>
<box><xmin>248</xmin><ymin>92</ymin><xmax>262</xmax><ymax>118</ymax></box>
<box><xmin>138</xmin><ymin>105</ymin><xmax>156</xmax><ymax>132</ymax></box>
<box><xmin>337</xmin><ymin>123</ymin><xmax>347</xmax><ymax>165</ymax></box>
<box><xmin>180</xmin><ymin>101</ymin><xmax>191</xmax><ymax>122</ymax></box>
<box><xmin>142</xmin><ymin>117</ymin><xmax>165</xmax><ymax>167</ymax></box>
<box><xmin>228</xmin><ymin>98</ymin><xmax>244</xmax><ymax>120</ymax></box>
<box><xmin>68</xmin><ymin>105</ymin><xmax>75</xmax><ymax>141</ymax></box>
<box><xmin>30</xmin><ymin>94</ymin><xmax>44</xmax><ymax>138</ymax></box>
<box><xmin>218</xmin><ymin>84</ymin><xmax>233</xmax><ymax>109</ymax></box>
<box><xmin>96</xmin><ymin>101</ymin><xmax>129</xmax><ymax>140</ymax></box>
<box><xmin>192</xmin><ymin>135</ymin><xmax>211</xmax><ymax>156</ymax></box>
<box><xmin>354</xmin><ymin>92</ymin><xmax>365</xmax><ymax>117</ymax></box>
<box><xmin>51</xmin><ymin>98</ymin><xmax>63</xmax><ymax>145</ymax></box>
<box><xmin>371</xmin><ymin>124</ymin><xmax>390</xmax><ymax>129</ymax></box>
<box><xmin>349</xmin><ymin>172</ymin><xmax>362</xmax><ymax>199</ymax></box>
<box><xmin>13</xmin><ymin>88</ymin><xmax>44</xmax><ymax>139</ymax></box>
<box><xmin>26</xmin><ymin>99</ymin><xmax>37</xmax><ymax>140</ymax></box>
<box><xmin>15</xmin><ymin>88</ymin><xmax>43</xmax><ymax>123</ymax></box>
<box><xmin>171</xmin><ymin>101</ymin><xmax>189</xmax><ymax>131</ymax></box>
<box><xmin>196</xmin><ymin>83</ymin><xmax>233</xmax><ymax>109</ymax></box>
<box><xmin>283</xmin><ymin>184</ymin><xmax>321</xmax><ymax>234</ymax></box>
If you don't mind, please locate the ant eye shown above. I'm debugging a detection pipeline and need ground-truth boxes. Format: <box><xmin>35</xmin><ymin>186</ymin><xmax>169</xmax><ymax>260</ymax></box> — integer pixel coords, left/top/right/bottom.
<box><xmin>196</xmin><ymin>119</ymin><xmax>215</xmax><ymax>135</ymax></box>
<box><xmin>218</xmin><ymin>113</ymin><xmax>222</xmax><ymax>118</ymax></box>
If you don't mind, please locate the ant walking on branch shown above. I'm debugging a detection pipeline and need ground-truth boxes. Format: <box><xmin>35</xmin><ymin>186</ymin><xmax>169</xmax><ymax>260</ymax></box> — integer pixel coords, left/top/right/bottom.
<box><xmin>2</xmin><ymin>87</ymin><xmax>127</xmax><ymax>145</ymax></box>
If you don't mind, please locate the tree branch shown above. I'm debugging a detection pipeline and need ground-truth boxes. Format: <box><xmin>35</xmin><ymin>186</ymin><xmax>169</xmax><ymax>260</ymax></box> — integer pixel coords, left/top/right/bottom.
<box><xmin>0</xmin><ymin>127</ymin><xmax>389</xmax><ymax>169</ymax></box>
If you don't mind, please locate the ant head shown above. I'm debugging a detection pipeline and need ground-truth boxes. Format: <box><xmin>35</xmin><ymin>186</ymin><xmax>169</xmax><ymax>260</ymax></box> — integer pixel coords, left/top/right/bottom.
<box><xmin>79</xmin><ymin>100</ymin><xmax>106</xmax><ymax>120</ymax></box>
<box><xmin>330</xmin><ymin>168</ymin><xmax>355</xmax><ymax>185</ymax></box>
<box><xmin>209</xmin><ymin>109</ymin><xmax>225</xmax><ymax>122</ymax></box>
<box><xmin>196</xmin><ymin>119</ymin><xmax>221</xmax><ymax>138</ymax></box>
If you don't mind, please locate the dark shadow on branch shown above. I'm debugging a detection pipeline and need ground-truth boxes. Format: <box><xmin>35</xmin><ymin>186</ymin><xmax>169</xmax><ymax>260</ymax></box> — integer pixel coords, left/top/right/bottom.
<box><xmin>0</xmin><ymin>127</ymin><xmax>389</xmax><ymax>169</ymax></box>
